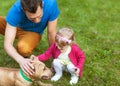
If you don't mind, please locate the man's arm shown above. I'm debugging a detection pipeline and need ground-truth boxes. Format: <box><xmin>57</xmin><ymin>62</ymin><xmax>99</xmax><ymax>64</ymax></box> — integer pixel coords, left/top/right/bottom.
<box><xmin>4</xmin><ymin>23</ymin><xmax>34</xmax><ymax>75</ymax></box>
<box><xmin>4</xmin><ymin>23</ymin><xmax>21</xmax><ymax>62</ymax></box>
<box><xmin>47</xmin><ymin>18</ymin><xmax>58</xmax><ymax>46</ymax></box>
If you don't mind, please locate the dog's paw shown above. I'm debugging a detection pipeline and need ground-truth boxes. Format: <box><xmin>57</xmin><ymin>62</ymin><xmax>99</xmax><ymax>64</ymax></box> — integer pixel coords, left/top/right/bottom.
<box><xmin>69</xmin><ymin>76</ymin><xmax>78</xmax><ymax>85</ymax></box>
<box><xmin>51</xmin><ymin>74</ymin><xmax>62</xmax><ymax>81</ymax></box>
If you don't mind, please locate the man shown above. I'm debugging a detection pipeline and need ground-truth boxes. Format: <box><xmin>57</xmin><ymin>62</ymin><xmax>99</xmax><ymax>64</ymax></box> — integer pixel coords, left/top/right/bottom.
<box><xmin>0</xmin><ymin>0</ymin><xmax>59</xmax><ymax>75</ymax></box>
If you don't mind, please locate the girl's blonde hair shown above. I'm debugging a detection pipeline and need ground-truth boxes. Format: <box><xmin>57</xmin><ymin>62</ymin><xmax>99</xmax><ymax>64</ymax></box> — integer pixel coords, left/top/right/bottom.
<box><xmin>55</xmin><ymin>27</ymin><xmax>74</xmax><ymax>47</ymax></box>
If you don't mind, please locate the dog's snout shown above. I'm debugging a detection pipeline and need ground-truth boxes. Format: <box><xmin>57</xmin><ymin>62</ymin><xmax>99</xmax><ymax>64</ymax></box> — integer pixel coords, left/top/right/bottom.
<box><xmin>41</xmin><ymin>76</ymin><xmax>50</xmax><ymax>80</ymax></box>
<box><xmin>41</xmin><ymin>68</ymin><xmax>53</xmax><ymax>80</ymax></box>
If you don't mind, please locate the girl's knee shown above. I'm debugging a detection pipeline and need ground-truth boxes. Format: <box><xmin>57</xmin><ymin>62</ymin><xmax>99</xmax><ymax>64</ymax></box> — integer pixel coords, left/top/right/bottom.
<box><xmin>67</xmin><ymin>63</ymin><xmax>75</xmax><ymax>72</ymax></box>
<box><xmin>52</xmin><ymin>59</ymin><xmax>62</xmax><ymax>67</ymax></box>
<box><xmin>53</xmin><ymin>59</ymin><xmax>60</xmax><ymax>64</ymax></box>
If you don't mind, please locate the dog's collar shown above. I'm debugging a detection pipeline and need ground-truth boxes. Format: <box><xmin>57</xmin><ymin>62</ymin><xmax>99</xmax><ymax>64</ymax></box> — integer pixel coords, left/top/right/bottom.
<box><xmin>19</xmin><ymin>69</ymin><xmax>32</xmax><ymax>82</ymax></box>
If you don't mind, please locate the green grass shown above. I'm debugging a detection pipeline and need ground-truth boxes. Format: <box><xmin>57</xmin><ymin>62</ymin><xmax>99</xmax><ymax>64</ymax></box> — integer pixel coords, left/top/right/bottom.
<box><xmin>0</xmin><ymin>0</ymin><xmax>120</xmax><ymax>86</ymax></box>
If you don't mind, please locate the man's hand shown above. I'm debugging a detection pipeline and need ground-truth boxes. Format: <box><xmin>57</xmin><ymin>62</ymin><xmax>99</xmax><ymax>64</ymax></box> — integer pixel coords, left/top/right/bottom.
<box><xmin>19</xmin><ymin>58</ymin><xmax>35</xmax><ymax>76</ymax></box>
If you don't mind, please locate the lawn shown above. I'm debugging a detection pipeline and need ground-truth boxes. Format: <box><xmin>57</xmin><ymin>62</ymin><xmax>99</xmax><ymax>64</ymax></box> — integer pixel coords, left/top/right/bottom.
<box><xmin>0</xmin><ymin>0</ymin><xmax>120</xmax><ymax>86</ymax></box>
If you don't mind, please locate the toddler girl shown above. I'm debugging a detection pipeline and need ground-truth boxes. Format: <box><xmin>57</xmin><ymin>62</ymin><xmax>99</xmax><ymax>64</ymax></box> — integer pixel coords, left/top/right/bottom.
<box><xmin>32</xmin><ymin>27</ymin><xmax>85</xmax><ymax>84</ymax></box>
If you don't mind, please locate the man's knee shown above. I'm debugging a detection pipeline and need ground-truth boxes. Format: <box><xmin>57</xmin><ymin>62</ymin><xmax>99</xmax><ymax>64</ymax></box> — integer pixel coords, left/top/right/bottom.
<box><xmin>16</xmin><ymin>41</ymin><xmax>32</xmax><ymax>57</ymax></box>
<box><xmin>0</xmin><ymin>16</ymin><xmax>6</xmax><ymax>35</ymax></box>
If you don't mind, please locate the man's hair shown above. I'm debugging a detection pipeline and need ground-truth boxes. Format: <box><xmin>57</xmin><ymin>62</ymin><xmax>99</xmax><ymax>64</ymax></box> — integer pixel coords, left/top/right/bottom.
<box><xmin>21</xmin><ymin>0</ymin><xmax>42</xmax><ymax>13</ymax></box>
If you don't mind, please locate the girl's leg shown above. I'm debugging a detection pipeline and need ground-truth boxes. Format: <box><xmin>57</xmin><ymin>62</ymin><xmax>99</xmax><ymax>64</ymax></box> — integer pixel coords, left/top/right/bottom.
<box><xmin>51</xmin><ymin>59</ymin><xmax>63</xmax><ymax>81</ymax></box>
<box><xmin>67</xmin><ymin>63</ymin><xmax>79</xmax><ymax>85</ymax></box>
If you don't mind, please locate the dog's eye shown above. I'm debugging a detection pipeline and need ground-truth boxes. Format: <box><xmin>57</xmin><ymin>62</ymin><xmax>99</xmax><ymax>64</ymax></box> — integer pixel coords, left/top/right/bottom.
<box><xmin>43</xmin><ymin>67</ymin><xmax>46</xmax><ymax>71</ymax></box>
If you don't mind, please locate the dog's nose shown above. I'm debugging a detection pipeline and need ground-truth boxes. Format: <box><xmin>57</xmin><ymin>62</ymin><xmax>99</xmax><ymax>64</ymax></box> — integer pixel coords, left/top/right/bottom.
<box><xmin>41</xmin><ymin>76</ymin><xmax>50</xmax><ymax>80</ymax></box>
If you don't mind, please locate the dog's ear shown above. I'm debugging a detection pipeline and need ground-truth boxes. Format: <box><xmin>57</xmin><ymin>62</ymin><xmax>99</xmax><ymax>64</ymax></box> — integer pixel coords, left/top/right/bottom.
<box><xmin>30</xmin><ymin>54</ymin><xmax>38</xmax><ymax>61</ymax></box>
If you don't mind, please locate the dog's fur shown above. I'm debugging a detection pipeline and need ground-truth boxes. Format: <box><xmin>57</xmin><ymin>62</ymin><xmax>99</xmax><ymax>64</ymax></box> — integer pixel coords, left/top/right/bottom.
<box><xmin>0</xmin><ymin>58</ymin><xmax>53</xmax><ymax>86</ymax></box>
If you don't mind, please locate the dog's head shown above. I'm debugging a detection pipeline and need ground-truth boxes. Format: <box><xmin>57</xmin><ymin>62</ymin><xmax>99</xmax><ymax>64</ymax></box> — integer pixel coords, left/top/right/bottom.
<box><xmin>30</xmin><ymin>55</ymin><xmax>53</xmax><ymax>80</ymax></box>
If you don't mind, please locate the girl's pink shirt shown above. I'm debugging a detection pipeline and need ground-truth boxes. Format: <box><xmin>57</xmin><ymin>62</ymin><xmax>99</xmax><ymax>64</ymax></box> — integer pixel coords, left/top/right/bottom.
<box><xmin>37</xmin><ymin>43</ymin><xmax>85</xmax><ymax>77</ymax></box>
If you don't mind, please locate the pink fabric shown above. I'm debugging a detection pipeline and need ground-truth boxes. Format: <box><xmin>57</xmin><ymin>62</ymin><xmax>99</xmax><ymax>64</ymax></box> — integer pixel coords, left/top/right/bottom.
<box><xmin>37</xmin><ymin>43</ymin><xmax>85</xmax><ymax>77</ymax></box>
<box><xmin>56</xmin><ymin>34</ymin><xmax>72</xmax><ymax>44</ymax></box>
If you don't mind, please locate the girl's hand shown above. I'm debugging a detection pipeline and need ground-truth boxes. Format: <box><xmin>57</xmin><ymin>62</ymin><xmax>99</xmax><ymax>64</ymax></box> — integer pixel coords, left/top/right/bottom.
<box><xmin>19</xmin><ymin>58</ymin><xmax>35</xmax><ymax>76</ymax></box>
<box><xmin>75</xmin><ymin>67</ymin><xmax>80</xmax><ymax>76</ymax></box>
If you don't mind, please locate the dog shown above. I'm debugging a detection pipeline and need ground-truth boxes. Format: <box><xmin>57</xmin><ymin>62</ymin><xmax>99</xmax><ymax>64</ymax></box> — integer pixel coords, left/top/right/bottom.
<box><xmin>0</xmin><ymin>56</ymin><xmax>53</xmax><ymax>86</ymax></box>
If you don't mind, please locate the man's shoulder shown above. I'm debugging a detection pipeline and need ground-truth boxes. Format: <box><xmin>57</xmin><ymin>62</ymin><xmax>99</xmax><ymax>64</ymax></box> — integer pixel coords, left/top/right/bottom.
<box><xmin>42</xmin><ymin>0</ymin><xmax>59</xmax><ymax>20</ymax></box>
<box><xmin>44</xmin><ymin>0</ymin><xmax>56</xmax><ymax>3</ymax></box>
<box><xmin>43</xmin><ymin>0</ymin><xmax>57</xmax><ymax>7</ymax></box>
<box><xmin>7</xmin><ymin>0</ymin><xmax>22</xmax><ymax>14</ymax></box>
<box><xmin>12</xmin><ymin>0</ymin><xmax>21</xmax><ymax>11</ymax></box>
<box><xmin>6</xmin><ymin>0</ymin><xmax>25</xmax><ymax>26</ymax></box>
